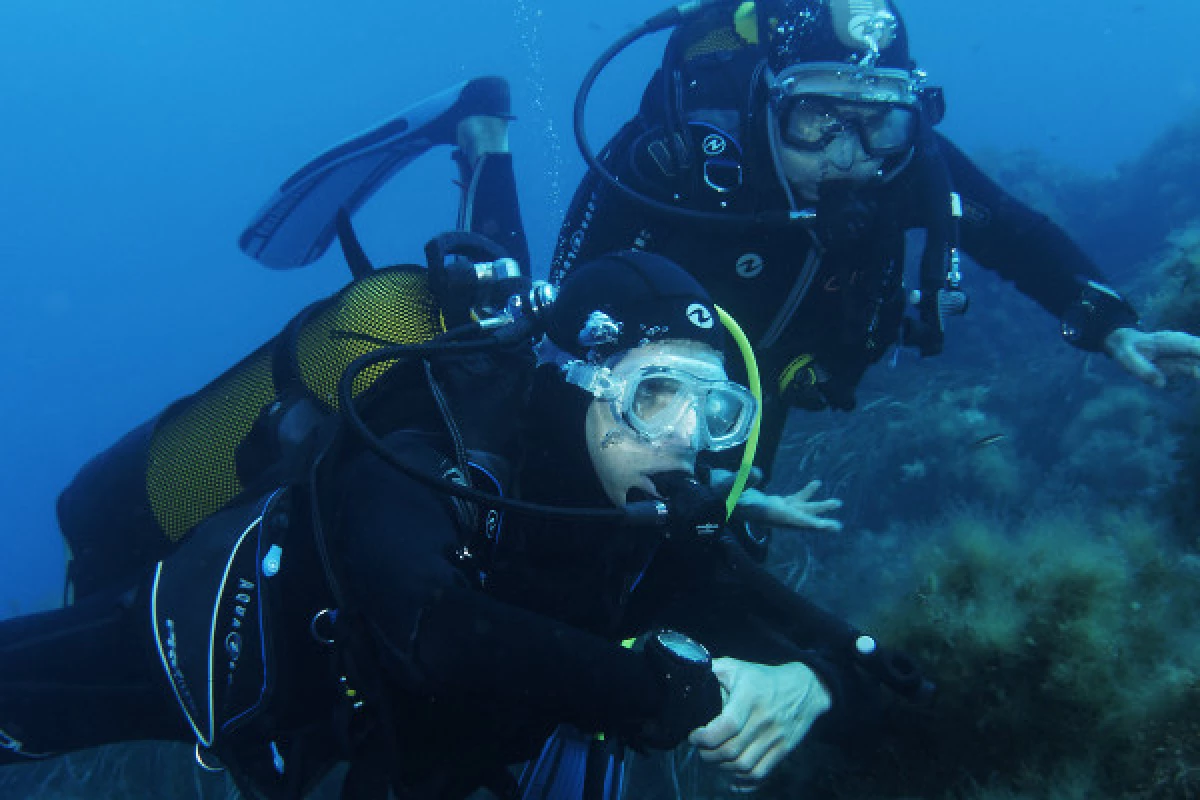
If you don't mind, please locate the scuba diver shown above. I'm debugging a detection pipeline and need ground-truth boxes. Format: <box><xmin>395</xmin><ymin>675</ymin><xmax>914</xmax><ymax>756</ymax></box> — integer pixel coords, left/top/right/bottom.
<box><xmin>1</xmin><ymin>244</ymin><xmax>928</xmax><ymax>799</ymax></box>
<box><xmin>549</xmin><ymin>0</ymin><xmax>1200</xmax><ymax>473</ymax></box>
<box><xmin>233</xmin><ymin>0</ymin><xmax>1200</xmax><ymax>487</ymax></box>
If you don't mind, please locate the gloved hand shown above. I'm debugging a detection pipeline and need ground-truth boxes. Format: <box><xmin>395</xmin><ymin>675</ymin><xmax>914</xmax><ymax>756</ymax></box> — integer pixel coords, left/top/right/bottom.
<box><xmin>709</xmin><ymin>469</ymin><xmax>843</xmax><ymax>533</ymax></box>
<box><xmin>689</xmin><ymin>658</ymin><xmax>832</xmax><ymax>793</ymax></box>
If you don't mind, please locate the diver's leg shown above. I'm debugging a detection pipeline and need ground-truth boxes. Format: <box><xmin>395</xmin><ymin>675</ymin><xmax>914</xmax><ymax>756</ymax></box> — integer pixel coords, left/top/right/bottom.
<box><xmin>455</xmin><ymin>110</ymin><xmax>531</xmax><ymax>273</ymax></box>
<box><xmin>458</xmin><ymin>115</ymin><xmax>510</xmax><ymax>169</ymax></box>
<box><xmin>0</xmin><ymin>581</ymin><xmax>188</xmax><ymax>764</ymax></box>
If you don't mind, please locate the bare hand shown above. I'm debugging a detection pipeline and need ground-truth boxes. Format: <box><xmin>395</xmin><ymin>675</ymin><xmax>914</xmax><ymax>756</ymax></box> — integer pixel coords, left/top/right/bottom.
<box><xmin>710</xmin><ymin>469</ymin><xmax>843</xmax><ymax>532</ymax></box>
<box><xmin>1105</xmin><ymin>327</ymin><xmax>1200</xmax><ymax>388</ymax></box>
<box><xmin>688</xmin><ymin>658</ymin><xmax>832</xmax><ymax>793</ymax></box>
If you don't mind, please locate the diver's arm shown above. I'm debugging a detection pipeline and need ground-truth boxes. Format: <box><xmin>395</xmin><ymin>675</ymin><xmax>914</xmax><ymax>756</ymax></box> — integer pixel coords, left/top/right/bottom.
<box><xmin>937</xmin><ymin>133</ymin><xmax>1139</xmax><ymax>351</ymax></box>
<box><xmin>627</xmin><ymin>549</ymin><xmax>883</xmax><ymax>747</ymax></box>
<box><xmin>668</xmin><ymin>606</ymin><xmax>876</xmax><ymax>745</ymax></box>
<box><xmin>333</xmin><ymin>447</ymin><xmax>704</xmax><ymax>743</ymax></box>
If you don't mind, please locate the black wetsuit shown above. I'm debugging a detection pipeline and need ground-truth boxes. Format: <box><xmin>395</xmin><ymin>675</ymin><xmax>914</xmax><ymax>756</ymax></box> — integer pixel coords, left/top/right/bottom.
<box><xmin>549</xmin><ymin>127</ymin><xmax>1138</xmax><ymax>470</ymax></box>
<box><xmin>0</xmin><ymin>421</ymin><xmax>879</xmax><ymax>799</ymax></box>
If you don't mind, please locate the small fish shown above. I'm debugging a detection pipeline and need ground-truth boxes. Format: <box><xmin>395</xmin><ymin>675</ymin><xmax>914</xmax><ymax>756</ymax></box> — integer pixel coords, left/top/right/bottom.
<box><xmin>971</xmin><ymin>433</ymin><xmax>1007</xmax><ymax>449</ymax></box>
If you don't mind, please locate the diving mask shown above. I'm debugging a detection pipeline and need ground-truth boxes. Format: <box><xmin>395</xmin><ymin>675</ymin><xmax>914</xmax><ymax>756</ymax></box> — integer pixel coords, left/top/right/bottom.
<box><xmin>563</xmin><ymin>351</ymin><xmax>757</xmax><ymax>453</ymax></box>
<box><xmin>774</xmin><ymin>63</ymin><xmax>920</xmax><ymax>157</ymax></box>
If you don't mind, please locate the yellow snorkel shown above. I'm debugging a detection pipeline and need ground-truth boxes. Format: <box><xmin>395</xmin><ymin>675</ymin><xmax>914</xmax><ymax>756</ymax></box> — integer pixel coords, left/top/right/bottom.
<box><xmin>715</xmin><ymin>305</ymin><xmax>762</xmax><ymax>519</ymax></box>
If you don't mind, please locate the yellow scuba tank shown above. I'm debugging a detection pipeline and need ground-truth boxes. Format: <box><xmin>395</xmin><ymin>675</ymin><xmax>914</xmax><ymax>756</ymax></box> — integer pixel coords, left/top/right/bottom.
<box><xmin>58</xmin><ymin>231</ymin><xmax>529</xmax><ymax>601</ymax></box>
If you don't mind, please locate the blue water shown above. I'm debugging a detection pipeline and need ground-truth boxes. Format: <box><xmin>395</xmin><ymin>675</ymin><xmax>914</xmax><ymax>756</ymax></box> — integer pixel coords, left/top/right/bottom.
<box><xmin>0</xmin><ymin>0</ymin><xmax>1196</xmax><ymax>614</ymax></box>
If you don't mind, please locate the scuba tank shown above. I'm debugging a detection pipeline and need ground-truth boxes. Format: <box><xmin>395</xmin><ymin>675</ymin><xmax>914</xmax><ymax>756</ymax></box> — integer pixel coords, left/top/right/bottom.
<box><xmin>57</xmin><ymin>229</ymin><xmax>530</xmax><ymax>602</ymax></box>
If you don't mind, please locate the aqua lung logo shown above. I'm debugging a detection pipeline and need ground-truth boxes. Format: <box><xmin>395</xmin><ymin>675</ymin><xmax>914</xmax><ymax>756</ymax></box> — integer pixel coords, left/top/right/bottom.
<box><xmin>702</xmin><ymin>134</ymin><xmax>727</xmax><ymax>156</ymax></box>
<box><xmin>164</xmin><ymin>618</ymin><xmax>198</xmax><ymax>718</ymax></box>
<box><xmin>736</xmin><ymin>253</ymin><xmax>764</xmax><ymax>279</ymax></box>
<box><xmin>557</xmin><ymin>194</ymin><xmax>599</xmax><ymax>281</ymax></box>
<box><xmin>686</xmin><ymin>304</ymin><xmax>715</xmax><ymax>329</ymax></box>
<box><xmin>224</xmin><ymin>578</ymin><xmax>256</xmax><ymax>676</ymax></box>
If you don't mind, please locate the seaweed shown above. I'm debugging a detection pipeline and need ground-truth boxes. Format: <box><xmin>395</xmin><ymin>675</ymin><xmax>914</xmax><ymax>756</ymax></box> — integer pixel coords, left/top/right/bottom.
<box><xmin>777</xmin><ymin>508</ymin><xmax>1200</xmax><ymax>799</ymax></box>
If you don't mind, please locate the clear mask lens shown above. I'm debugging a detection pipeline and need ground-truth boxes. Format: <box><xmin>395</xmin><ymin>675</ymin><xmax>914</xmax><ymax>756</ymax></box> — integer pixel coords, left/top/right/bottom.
<box><xmin>782</xmin><ymin>97</ymin><xmax>916</xmax><ymax>157</ymax></box>
<box><xmin>619</xmin><ymin>366</ymin><xmax>755</xmax><ymax>451</ymax></box>
<box><xmin>631</xmin><ymin>374</ymin><xmax>690</xmax><ymax>427</ymax></box>
<box><xmin>703</xmin><ymin>389</ymin><xmax>745</xmax><ymax>440</ymax></box>
<box><xmin>862</xmin><ymin>106</ymin><xmax>917</xmax><ymax>153</ymax></box>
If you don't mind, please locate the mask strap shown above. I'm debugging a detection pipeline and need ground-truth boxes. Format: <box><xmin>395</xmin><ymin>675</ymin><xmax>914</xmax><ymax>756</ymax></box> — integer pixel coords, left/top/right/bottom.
<box><xmin>761</xmin><ymin>64</ymin><xmax>803</xmax><ymax>212</ymax></box>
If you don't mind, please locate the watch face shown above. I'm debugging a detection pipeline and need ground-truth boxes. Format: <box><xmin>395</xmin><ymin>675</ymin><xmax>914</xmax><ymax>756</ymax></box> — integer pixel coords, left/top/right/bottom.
<box><xmin>656</xmin><ymin>630</ymin><xmax>712</xmax><ymax>665</ymax></box>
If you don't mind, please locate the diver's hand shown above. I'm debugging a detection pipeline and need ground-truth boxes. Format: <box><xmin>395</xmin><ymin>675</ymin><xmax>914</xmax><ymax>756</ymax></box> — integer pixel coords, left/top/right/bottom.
<box><xmin>1105</xmin><ymin>327</ymin><xmax>1200</xmax><ymax>388</ymax></box>
<box><xmin>709</xmin><ymin>469</ymin><xmax>843</xmax><ymax>532</ymax></box>
<box><xmin>689</xmin><ymin>658</ymin><xmax>832</xmax><ymax>793</ymax></box>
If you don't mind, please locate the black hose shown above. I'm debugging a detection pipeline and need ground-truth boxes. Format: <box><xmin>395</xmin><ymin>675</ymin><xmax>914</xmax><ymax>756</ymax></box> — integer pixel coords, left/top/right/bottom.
<box><xmin>335</xmin><ymin>332</ymin><xmax>667</xmax><ymax>526</ymax></box>
<box><xmin>573</xmin><ymin>1</ymin><xmax>795</xmax><ymax>231</ymax></box>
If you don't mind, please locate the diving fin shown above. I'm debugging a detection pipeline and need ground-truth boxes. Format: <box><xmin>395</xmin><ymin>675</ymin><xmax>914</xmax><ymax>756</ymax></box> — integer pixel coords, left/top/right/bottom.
<box><xmin>518</xmin><ymin>725</ymin><xmax>625</xmax><ymax>800</ymax></box>
<box><xmin>239</xmin><ymin>76</ymin><xmax>511</xmax><ymax>269</ymax></box>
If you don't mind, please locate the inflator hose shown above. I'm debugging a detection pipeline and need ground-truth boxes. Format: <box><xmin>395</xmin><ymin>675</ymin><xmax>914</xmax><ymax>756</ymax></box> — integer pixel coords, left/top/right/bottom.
<box><xmin>574</xmin><ymin>0</ymin><xmax>798</xmax><ymax>230</ymax></box>
<box><xmin>715</xmin><ymin>305</ymin><xmax>761</xmax><ymax>518</ymax></box>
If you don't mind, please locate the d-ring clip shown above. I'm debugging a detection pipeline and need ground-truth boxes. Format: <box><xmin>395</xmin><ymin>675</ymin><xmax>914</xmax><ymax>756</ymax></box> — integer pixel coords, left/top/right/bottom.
<box><xmin>310</xmin><ymin>608</ymin><xmax>338</xmax><ymax>646</ymax></box>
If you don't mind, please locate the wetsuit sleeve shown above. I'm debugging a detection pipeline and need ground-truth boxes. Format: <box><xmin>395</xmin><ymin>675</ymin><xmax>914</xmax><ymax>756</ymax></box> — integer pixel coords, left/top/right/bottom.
<box><xmin>939</xmin><ymin>133</ymin><xmax>1139</xmax><ymax>349</ymax></box>
<box><xmin>333</xmin><ymin>447</ymin><xmax>667</xmax><ymax>738</ymax></box>
<box><xmin>624</xmin><ymin>548</ymin><xmax>882</xmax><ymax>747</ymax></box>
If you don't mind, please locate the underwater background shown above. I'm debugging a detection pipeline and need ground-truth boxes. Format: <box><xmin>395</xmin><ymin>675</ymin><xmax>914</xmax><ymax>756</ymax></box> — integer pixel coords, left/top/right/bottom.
<box><xmin>1</xmin><ymin>0</ymin><xmax>1199</xmax><ymax>797</ymax></box>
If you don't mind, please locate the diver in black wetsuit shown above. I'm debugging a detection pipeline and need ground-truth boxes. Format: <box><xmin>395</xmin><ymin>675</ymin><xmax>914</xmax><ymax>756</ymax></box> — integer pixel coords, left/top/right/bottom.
<box><xmin>0</xmin><ymin>251</ymin><xmax>907</xmax><ymax>799</ymax></box>
<box><xmin>230</xmin><ymin>0</ymin><xmax>1200</xmax><ymax>495</ymax></box>
<box><xmin>543</xmin><ymin>0</ymin><xmax>1200</xmax><ymax>474</ymax></box>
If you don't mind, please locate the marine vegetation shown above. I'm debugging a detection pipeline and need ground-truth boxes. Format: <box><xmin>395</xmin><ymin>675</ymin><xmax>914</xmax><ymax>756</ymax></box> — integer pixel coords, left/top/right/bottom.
<box><xmin>1145</xmin><ymin>219</ymin><xmax>1200</xmax><ymax>550</ymax></box>
<box><xmin>1168</xmin><ymin>401</ymin><xmax>1200</xmax><ymax>551</ymax></box>
<box><xmin>777</xmin><ymin>507</ymin><xmax>1200</xmax><ymax>799</ymax></box>
<box><xmin>1141</xmin><ymin>222</ymin><xmax>1200</xmax><ymax>337</ymax></box>
<box><xmin>1047</xmin><ymin>385</ymin><xmax>1176</xmax><ymax>506</ymax></box>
